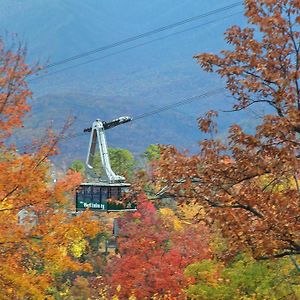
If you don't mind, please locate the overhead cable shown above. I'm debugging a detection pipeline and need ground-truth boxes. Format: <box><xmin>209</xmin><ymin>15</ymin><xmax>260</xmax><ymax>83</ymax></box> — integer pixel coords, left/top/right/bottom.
<box><xmin>42</xmin><ymin>2</ymin><xmax>242</xmax><ymax>70</ymax></box>
<box><xmin>132</xmin><ymin>87</ymin><xmax>224</xmax><ymax>121</ymax></box>
<box><xmin>59</xmin><ymin>87</ymin><xmax>225</xmax><ymax>141</ymax></box>
<box><xmin>30</xmin><ymin>10</ymin><xmax>242</xmax><ymax>82</ymax></box>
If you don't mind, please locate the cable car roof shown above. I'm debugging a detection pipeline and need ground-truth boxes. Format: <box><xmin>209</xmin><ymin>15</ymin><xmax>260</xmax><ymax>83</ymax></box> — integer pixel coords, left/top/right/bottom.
<box><xmin>79</xmin><ymin>182</ymin><xmax>131</xmax><ymax>187</ymax></box>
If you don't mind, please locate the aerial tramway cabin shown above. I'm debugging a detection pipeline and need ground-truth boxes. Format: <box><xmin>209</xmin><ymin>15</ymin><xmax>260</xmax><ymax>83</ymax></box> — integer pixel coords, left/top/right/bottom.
<box><xmin>75</xmin><ymin>117</ymin><xmax>136</xmax><ymax>212</ymax></box>
<box><xmin>76</xmin><ymin>182</ymin><xmax>135</xmax><ymax>211</ymax></box>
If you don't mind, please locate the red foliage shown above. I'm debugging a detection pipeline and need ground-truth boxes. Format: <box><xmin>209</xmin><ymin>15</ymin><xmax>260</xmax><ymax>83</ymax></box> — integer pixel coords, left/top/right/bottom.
<box><xmin>105</xmin><ymin>195</ymin><xmax>211</xmax><ymax>299</ymax></box>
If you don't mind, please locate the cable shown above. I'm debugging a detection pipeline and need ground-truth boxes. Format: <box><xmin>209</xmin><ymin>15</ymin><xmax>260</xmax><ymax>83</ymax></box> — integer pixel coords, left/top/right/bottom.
<box><xmin>29</xmin><ymin>10</ymin><xmax>242</xmax><ymax>83</ymax></box>
<box><xmin>41</xmin><ymin>2</ymin><xmax>242</xmax><ymax>70</ymax></box>
<box><xmin>26</xmin><ymin>5</ymin><xmax>237</xmax><ymax>141</ymax></box>
<box><xmin>58</xmin><ymin>87</ymin><xmax>225</xmax><ymax>142</ymax></box>
<box><xmin>15</xmin><ymin>86</ymin><xmax>224</xmax><ymax>154</ymax></box>
<box><xmin>132</xmin><ymin>88</ymin><xmax>224</xmax><ymax>121</ymax></box>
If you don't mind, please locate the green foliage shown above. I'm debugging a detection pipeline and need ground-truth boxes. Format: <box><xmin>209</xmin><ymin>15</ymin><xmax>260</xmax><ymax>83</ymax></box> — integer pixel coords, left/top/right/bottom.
<box><xmin>143</xmin><ymin>144</ymin><xmax>160</xmax><ymax>163</ymax></box>
<box><xmin>109</xmin><ymin>147</ymin><xmax>136</xmax><ymax>179</ymax></box>
<box><xmin>185</xmin><ymin>255</ymin><xmax>300</xmax><ymax>300</ymax></box>
<box><xmin>69</xmin><ymin>159</ymin><xmax>85</xmax><ymax>176</ymax></box>
<box><xmin>69</xmin><ymin>147</ymin><xmax>136</xmax><ymax>181</ymax></box>
<box><xmin>92</xmin><ymin>147</ymin><xmax>136</xmax><ymax>180</ymax></box>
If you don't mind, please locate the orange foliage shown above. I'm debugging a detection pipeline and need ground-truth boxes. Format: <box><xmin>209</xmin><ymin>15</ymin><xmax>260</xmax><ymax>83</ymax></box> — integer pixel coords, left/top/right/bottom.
<box><xmin>0</xmin><ymin>40</ymin><xmax>33</xmax><ymax>139</ymax></box>
<box><xmin>155</xmin><ymin>0</ymin><xmax>300</xmax><ymax>259</ymax></box>
<box><xmin>0</xmin><ymin>38</ymin><xmax>100</xmax><ymax>299</ymax></box>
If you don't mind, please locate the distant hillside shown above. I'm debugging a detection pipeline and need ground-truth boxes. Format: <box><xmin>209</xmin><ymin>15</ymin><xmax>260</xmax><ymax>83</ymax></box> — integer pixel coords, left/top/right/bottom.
<box><xmin>1</xmin><ymin>1</ymin><xmax>256</xmax><ymax>167</ymax></box>
<box><xmin>10</xmin><ymin>91</ymin><xmax>262</xmax><ymax>170</ymax></box>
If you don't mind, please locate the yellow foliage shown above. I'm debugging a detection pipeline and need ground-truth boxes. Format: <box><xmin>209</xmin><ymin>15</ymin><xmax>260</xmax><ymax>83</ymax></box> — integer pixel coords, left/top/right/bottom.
<box><xmin>0</xmin><ymin>39</ymin><xmax>102</xmax><ymax>299</ymax></box>
<box><xmin>259</xmin><ymin>174</ymin><xmax>300</xmax><ymax>192</ymax></box>
<box><xmin>59</xmin><ymin>246</ymin><xmax>67</xmax><ymax>257</ymax></box>
<box><xmin>177</xmin><ymin>202</ymin><xmax>206</xmax><ymax>223</ymax></box>
<box><xmin>160</xmin><ymin>207</ymin><xmax>175</xmax><ymax>217</ymax></box>
<box><xmin>70</xmin><ymin>239</ymin><xmax>87</xmax><ymax>258</ymax></box>
<box><xmin>160</xmin><ymin>208</ymin><xmax>183</xmax><ymax>230</ymax></box>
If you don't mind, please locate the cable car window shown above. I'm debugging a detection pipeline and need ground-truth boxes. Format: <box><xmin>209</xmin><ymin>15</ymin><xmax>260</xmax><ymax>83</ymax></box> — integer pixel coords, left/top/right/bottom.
<box><xmin>93</xmin><ymin>186</ymin><xmax>101</xmax><ymax>195</ymax></box>
<box><xmin>101</xmin><ymin>187</ymin><xmax>108</xmax><ymax>203</ymax></box>
<box><xmin>84</xmin><ymin>186</ymin><xmax>93</xmax><ymax>201</ymax></box>
<box><xmin>120</xmin><ymin>187</ymin><xmax>129</xmax><ymax>199</ymax></box>
<box><xmin>85</xmin><ymin>186</ymin><xmax>92</xmax><ymax>195</ymax></box>
<box><xmin>92</xmin><ymin>186</ymin><xmax>101</xmax><ymax>203</ymax></box>
<box><xmin>77</xmin><ymin>186</ymin><xmax>84</xmax><ymax>194</ymax></box>
<box><xmin>77</xmin><ymin>186</ymin><xmax>85</xmax><ymax>201</ymax></box>
<box><xmin>121</xmin><ymin>187</ymin><xmax>129</xmax><ymax>193</ymax></box>
<box><xmin>110</xmin><ymin>187</ymin><xmax>119</xmax><ymax>200</ymax></box>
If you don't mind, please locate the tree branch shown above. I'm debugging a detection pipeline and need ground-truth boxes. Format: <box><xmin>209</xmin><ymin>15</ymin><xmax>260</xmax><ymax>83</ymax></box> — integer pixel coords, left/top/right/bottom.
<box><xmin>258</xmin><ymin>250</ymin><xmax>300</xmax><ymax>260</ymax></box>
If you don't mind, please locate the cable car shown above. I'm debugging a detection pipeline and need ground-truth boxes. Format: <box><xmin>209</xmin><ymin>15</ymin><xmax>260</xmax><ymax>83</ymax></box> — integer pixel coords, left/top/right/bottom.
<box><xmin>75</xmin><ymin>117</ymin><xmax>136</xmax><ymax>212</ymax></box>
<box><xmin>76</xmin><ymin>182</ymin><xmax>136</xmax><ymax>211</ymax></box>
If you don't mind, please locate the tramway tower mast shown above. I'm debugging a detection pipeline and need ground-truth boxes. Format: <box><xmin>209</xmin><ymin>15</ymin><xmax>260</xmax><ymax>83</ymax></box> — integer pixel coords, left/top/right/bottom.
<box><xmin>76</xmin><ymin>116</ymin><xmax>135</xmax><ymax>212</ymax></box>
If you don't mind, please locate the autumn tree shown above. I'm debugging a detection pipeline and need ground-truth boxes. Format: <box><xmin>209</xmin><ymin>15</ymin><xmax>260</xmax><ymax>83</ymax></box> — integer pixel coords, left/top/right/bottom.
<box><xmin>143</xmin><ymin>144</ymin><xmax>161</xmax><ymax>163</ymax></box>
<box><xmin>87</xmin><ymin>147</ymin><xmax>136</xmax><ymax>181</ymax></box>
<box><xmin>185</xmin><ymin>255</ymin><xmax>300</xmax><ymax>299</ymax></box>
<box><xmin>69</xmin><ymin>159</ymin><xmax>85</xmax><ymax>176</ymax></box>
<box><xmin>0</xmin><ymin>38</ymin><xmax>100</xmax><ymax>299</ymax></box>
<box><xmin>104</xmin><ymin>195</ymin><xmax>211</xmax><ymax>299</ymax></box>
<box><xmin>155</xmin><ymin>0</ymin><xmax>300</xmax><ymax>259</ymax></box>
<box><xmin>139</xmin><ymin>144</ymin><xmax>161</xmax><ymax>189</ymax></box>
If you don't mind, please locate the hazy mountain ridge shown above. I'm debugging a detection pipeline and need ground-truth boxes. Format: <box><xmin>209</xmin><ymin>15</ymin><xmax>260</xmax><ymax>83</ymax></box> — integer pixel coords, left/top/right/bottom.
<box><xmin>11</xmin><ymin>90</ymin><xmax>260</xmax><ymax>168</ymax></box>
<box><xmin>1</xmin><ymin>1</ymin><xmax>250</xmax><ymax>165</ymax></box>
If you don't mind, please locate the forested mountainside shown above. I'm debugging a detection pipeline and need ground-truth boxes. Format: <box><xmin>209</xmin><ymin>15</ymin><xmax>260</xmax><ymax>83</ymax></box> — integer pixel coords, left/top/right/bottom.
<box><xmin>1</xmin><ymin>1</ymin><xmax>255</xmax><ymax>165</ymax></box>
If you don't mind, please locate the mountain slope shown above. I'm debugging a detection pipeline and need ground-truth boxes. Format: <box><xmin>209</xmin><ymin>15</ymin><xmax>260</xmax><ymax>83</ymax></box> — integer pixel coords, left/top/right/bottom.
<box><xmin>1</xmin><ymin>1</ymin><xmax>252</xmax><ymax>165</ymax></box>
